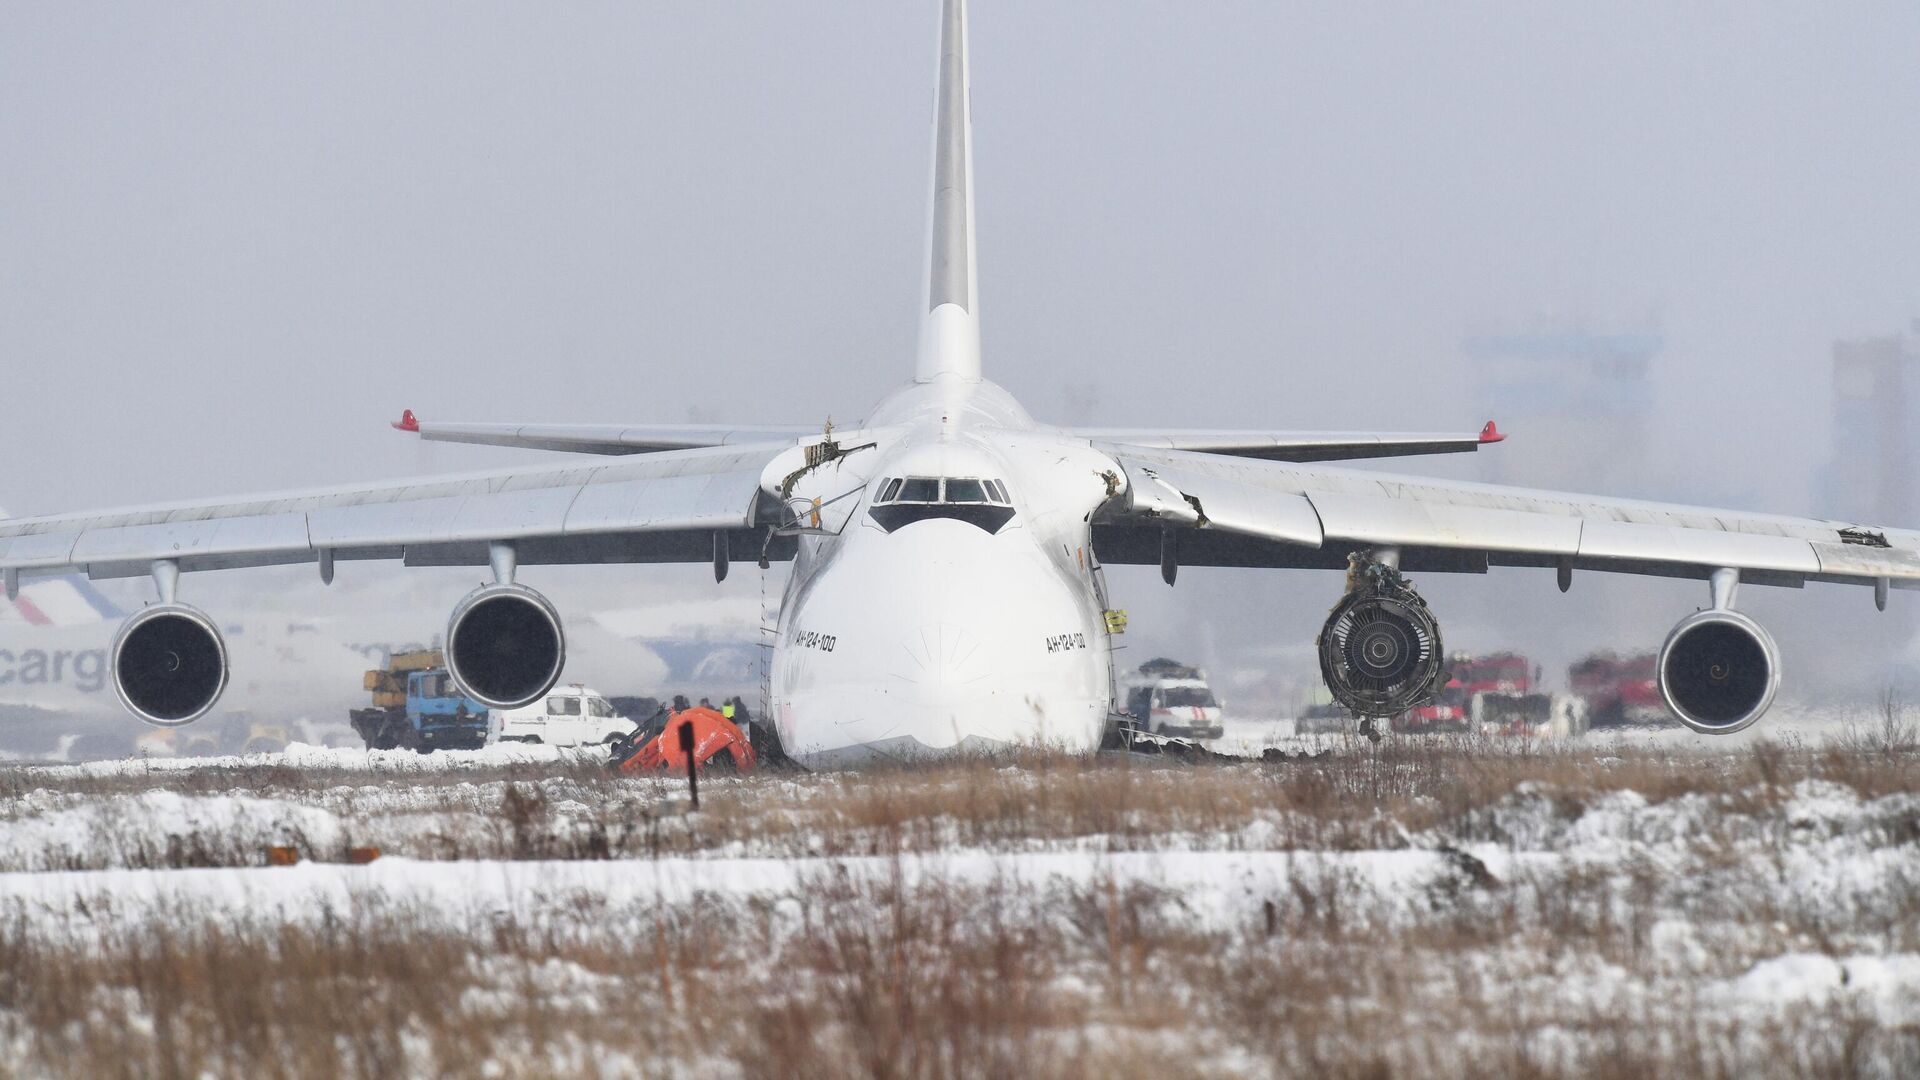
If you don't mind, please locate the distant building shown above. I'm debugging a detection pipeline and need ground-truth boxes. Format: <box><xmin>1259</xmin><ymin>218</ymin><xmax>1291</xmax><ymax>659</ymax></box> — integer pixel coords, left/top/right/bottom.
<box><xmin>1825</xmin><ymin>327</ymin><xmax>1920</xmax><ymax>526</ymax></box>
<box><xmin>1818</xmin><ymin>325</ymin><xmax>1920</xmax><ymax>694</ymax></box>
<box><xmin>1463</xmin><ymin>328</ymin><xmax>1661</xmax><ymax>495</ymax></box>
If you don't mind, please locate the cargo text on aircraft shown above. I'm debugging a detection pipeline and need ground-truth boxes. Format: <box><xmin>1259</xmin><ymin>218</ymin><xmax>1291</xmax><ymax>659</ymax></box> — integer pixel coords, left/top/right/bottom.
<box><xmin>0</xmin><ymin>649</ymin><xmax>107</xmax><ymax>693</ymax></box>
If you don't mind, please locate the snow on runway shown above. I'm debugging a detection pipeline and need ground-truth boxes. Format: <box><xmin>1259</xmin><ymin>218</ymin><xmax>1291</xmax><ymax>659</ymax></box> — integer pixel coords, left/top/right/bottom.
<box><xmin>0</xmin><ymin>848</ymin><xmax>1448</xmax><ymax>940</ymax></box>
<box><xmin>3</xmin><ymin>736</ymin><xmax>1918</xmax><ymax>1076</ymax></box>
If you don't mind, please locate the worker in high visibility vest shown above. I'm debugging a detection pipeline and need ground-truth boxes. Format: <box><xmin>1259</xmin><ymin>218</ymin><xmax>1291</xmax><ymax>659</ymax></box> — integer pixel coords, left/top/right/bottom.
<box><xmin>725</xmin><ymin>696</ymin><xmax>752</xmax><ymax>738</ymax></box>
<box><xmin>720</xmin><ymin>700</ymin><xmax>736</xmax><ymax>721</ymax></box>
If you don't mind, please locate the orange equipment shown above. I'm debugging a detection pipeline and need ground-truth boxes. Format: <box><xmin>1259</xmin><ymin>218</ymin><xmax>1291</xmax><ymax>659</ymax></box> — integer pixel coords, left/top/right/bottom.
<box><xmin>613</xmin><ymin>706</ymin><xmax>757</xmax><ymax>775</ymax></box>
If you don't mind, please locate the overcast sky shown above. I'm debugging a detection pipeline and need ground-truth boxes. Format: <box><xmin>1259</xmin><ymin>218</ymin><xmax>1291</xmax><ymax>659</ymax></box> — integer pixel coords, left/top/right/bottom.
<box><xmin>5</xmin><ymin>2</ymin><xmax>1919</xmax><ymax>702</ymax></box>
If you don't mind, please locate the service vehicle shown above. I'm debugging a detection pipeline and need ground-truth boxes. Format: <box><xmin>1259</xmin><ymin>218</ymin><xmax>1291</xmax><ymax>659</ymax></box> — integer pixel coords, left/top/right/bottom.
<box><xmin>350</xmin><ymin>649</ymin><xmax>489</xmax><ymax>751</ymax></box>
<box><xmin>1121</xmin><ymin>659</ymin><xmax>1226</xmax><ymax>739</ymax></box>
<box><xmin>1469</xmin><ymin>691</ymin><xmax>1587</xmax><ymax>738</ymax></box>
<box><xmin>1291</xmin><ymin>690</ymin><xmax>1351</xmax><ymax>736</ymax></box>
<box><xmin>1396</xmin><ymin>652</ymin><xmax>1535</xmax><ymax>733</ymax></box>
<box><xmin>492</xmin><ymin>684</ymin><xmax>636</xmax><ymax>746</ymax></box>
<box><xmin>1569</xmin><ymin>652</ymin><xmax>1667</xmax><ymax>729</ymax></box>
<box><xmin>133</xmin><ymin>727</ymin><xmax>219</xmax><ymax>758</ymax></box>
<box><xmin>240</xmin><ymin>721</ymin><xmax>293</xmax><ymax>754</ymax></box>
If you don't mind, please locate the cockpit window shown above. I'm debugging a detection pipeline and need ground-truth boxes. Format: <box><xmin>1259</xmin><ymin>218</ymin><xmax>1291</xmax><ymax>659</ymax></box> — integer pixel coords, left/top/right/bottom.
<box><xmin>897</xmin><ymin>478</ymin><xmax>941</xmax><ymax>503</ymax></box>
<box><xmin>874</xmin><ymin>477</ymin><xmax>1011</xmax><ymax>506</ymax></box>
<box><xmin>869</xmin><ymin>475</ymin><xmax>1016</xmax><ymax>533</ymax></box>
<box><xmin>944</xmin><ymin>478</ymin><xmax>988</xmax><ymax>503</ymax></box>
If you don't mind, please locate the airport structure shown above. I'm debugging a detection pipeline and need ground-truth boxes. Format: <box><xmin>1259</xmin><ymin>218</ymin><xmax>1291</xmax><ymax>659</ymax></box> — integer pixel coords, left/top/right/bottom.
<box><xmin>1825</xmin><ymin>325</ymin><xmax>1920</xmax><ymax>527</ymax></box>
<box><xmin>1464</xmin><ymin>327</ymin><xmax>1661</xmax><ymax>494</ymax></box>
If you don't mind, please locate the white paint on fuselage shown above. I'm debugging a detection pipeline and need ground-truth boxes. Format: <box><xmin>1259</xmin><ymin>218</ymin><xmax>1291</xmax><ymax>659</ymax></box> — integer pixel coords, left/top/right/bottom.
<box><xmin>767</xmin><ymin>376</ymin><xmax>1122</xmax><ymax>765</ymax></box>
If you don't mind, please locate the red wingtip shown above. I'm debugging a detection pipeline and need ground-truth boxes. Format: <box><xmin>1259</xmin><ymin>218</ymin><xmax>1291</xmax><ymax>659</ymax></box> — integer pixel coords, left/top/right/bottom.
<box><xmin>1478</xmin><ymin>420</ymin><xmax>1505</xmax><ymax>444</ymax></box>
<box><xmin>392</xmin><ymin>408</ymin><xmax>420</xmax><ymax>433</ymax></box>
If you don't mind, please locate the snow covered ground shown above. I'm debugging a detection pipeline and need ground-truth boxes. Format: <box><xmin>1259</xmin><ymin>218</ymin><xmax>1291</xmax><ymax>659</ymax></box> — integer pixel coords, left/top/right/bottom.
<box><xmin>1203</xmin><ymin>700</ymin><xmax>1862</xmax><ymax>759</ymax></box>
<box><xmin>0</xmin><ymin>734</ymin><xmax>1916</xmax><ymax>1077</ymax></box>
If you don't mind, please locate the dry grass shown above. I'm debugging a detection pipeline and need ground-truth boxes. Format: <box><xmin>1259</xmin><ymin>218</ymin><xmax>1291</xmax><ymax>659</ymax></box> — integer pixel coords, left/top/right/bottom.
<box><xmin>0</xmin><ymin>735</ymin><xmax>1916</xmax><ymax>1076</ymax></box>
<box><xmin>1</xmin><ymin>735</ymin><xmax>1914</xmax><ymax>869</ymax></box>
<box><xmin>2</xmin><ymin>864</ymin><xmax>1916</xmax><ymax>1079</ymax></box>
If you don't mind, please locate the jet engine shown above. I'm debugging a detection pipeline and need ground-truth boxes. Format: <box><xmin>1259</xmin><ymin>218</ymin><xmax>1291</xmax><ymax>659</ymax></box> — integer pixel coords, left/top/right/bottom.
<box><xmin>110</xmin><ymin>603</ymin><xmax>229</xmax><ymax>726</ymax></box>
<box><xmin>1657</xmin><ymin>609</ymin><xmax>1779</xmax><ymax>734</ymax></box>
<box><xmin>1317</xmin><ymin>557</ymin><xmax>1447</xmax><ymax>717</ymax></box>
<box><xmin>444</xmin><ymin>583</ymin><xmax>566</xmax><ymax>710</ymax></box>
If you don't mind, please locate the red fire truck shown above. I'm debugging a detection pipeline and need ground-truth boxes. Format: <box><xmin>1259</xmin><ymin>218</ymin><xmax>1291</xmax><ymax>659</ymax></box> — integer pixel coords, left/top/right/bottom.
<box><xmin>1568</xmin><ymin>652</ymin><xmax>1666</xmax><ymax>729</ymax></box>
<box><xmin>1394</xmin><ymin>653</ymin><xmax>1536</xmax><ymax>733</ymax></box>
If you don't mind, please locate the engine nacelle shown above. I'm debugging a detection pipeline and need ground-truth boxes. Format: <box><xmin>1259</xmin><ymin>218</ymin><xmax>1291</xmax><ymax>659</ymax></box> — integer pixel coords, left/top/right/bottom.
<box><xmin>444</xmin><ymin>583</ymin><xmax>566</xmax><ymax>710</ymax></box>
<box><xmin>111</xmin><ymin>603</ymin><xmax>229</xmax><ymax>727</ymax></box>
<box><xmin>1318</xmin><ymin>590</ymin><xmax>1447</xmax><ymax>718</ymax></box>
<box><xmin>1657</xmin><ymin>609</ymin><xmax>1779</xmax><ymax>734</ymax></box>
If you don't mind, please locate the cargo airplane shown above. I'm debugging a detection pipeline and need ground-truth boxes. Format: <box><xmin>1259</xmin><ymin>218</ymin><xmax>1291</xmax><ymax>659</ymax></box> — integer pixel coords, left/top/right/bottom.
<box><xmin>6</xmin><ymin>0</ymin><xmax>1919</xmax><ymax>765</ymax></box>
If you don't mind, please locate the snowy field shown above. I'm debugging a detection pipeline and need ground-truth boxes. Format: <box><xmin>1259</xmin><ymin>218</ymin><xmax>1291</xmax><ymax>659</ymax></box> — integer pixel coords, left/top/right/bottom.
<box><xmin>1</xmin><ymin>722</ymin><xmax>1918</xmax><ymax>1077</ymax></box>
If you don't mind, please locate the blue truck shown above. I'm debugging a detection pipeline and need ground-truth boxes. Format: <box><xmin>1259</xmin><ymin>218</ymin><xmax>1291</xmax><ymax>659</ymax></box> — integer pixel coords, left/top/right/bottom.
<box><xmin>350</xmin><ymin>651</ymin><xmax>490</xmax><ymax>751</ymax></box>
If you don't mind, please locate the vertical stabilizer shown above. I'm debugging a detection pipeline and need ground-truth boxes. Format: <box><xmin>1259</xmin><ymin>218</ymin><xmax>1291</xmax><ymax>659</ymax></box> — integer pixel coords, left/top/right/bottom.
<box><xmin>916</xmin><ymin>0</ymin><xmax>981</xmax><ymax>382</ymax></box>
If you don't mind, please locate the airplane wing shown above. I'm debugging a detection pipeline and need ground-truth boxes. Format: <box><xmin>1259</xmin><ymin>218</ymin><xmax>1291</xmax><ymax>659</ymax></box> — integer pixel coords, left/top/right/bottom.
<box><xmin>1068</xmin><ymin>421</ymin><xmax>1504</xmax><ymax>463</ymax></box>
<box><xmin>1092</xmin><ymin>443</ymin><xmax>1920</xmax><ymax>593</ymax></box>
<box><xmin>394</xmin><ymin>410</ymin><xmax>821</xmax><ymax>456</ymax></box>
<box><xmin>0</xmin><ymin>442</ymin><xmax>801</xmax><ymax>585</ymax></box>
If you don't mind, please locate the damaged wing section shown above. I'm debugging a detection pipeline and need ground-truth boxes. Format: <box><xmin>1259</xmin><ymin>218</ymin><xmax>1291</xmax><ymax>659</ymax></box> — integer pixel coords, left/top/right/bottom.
<box><xmin>1074</xmin><ymin>421</ymin><xmax>1504</xmax><ymax>463</ymax></box>
<box><xmin>1105</xmin><ymin>451</ymin><xmax>1320</xmax><ymax>546</ymax></box>
<box><xmin>1094</xmin><ymin>444</ymin><xmax>1920</xmax><ymax>591</ymax></box>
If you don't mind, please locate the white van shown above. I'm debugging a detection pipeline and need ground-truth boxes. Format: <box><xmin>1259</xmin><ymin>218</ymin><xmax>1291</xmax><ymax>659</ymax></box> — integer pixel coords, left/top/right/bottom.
<box><xmin>1120</xmin><ymin>659</ymin><xmax>1226</xmax><ymax>740</ymax></box>
<box><xmin>491</xmin><ymin>685</ymin><xmax>636</xmax><ymax>746</ymax></box>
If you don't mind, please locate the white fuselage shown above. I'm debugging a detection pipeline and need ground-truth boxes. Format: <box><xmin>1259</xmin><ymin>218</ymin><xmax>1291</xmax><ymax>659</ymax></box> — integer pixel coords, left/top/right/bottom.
<box><xmin>766</xmin><ymin>377</ymin><xmax>1120</xmax><ymax>765</ymax></box>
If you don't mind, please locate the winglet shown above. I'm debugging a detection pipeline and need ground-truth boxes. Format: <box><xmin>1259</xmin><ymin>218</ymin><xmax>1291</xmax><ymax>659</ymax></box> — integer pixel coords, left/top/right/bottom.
<box><xmin>392</xmin><ymin>409</ymin><xmax>420</xmax><ymax>433</ymax></box>
<box><xmin>1478</xmin><ymin>420</ymin><xmax>1505</xmax><ymax>444</ymax></box>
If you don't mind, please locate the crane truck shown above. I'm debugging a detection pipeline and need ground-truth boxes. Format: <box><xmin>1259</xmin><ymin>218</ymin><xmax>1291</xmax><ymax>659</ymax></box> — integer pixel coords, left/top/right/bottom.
<box><xmin>350</xmin><ymin>649</ymin><xmax>490</xmax><ymax>751</ymax></box>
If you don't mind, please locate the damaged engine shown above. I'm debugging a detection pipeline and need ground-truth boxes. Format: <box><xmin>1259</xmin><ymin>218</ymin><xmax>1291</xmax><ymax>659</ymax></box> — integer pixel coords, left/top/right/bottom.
<box><xmin>1317</xmin><ymin>554</ymin><xmax>1447</xmax><ymax>718</ymax></box>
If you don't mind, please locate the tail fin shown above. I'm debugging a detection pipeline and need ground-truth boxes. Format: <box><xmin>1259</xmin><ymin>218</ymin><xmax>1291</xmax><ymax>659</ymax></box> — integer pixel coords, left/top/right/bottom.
<box><xmin>0</xmin><ymin>574</ymin><xmax>123</xmax><ymax>626</ymax></box>
<box><xmin>916</xmin><ymin>0</ymin><xmax>981</xmax><ymax>383</ymax></box>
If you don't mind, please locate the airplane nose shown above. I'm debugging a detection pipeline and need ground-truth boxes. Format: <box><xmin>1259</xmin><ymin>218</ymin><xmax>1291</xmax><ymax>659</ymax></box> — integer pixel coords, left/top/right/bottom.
<box><xmin>772</xmin><ymin>519</ymin><xmax>1109</xmax><ymax>762</ymax></box>
<box><xmin>892</xmin><ymin>622</ymin><xmax>992</xmax><ymax>702</ymax></box>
